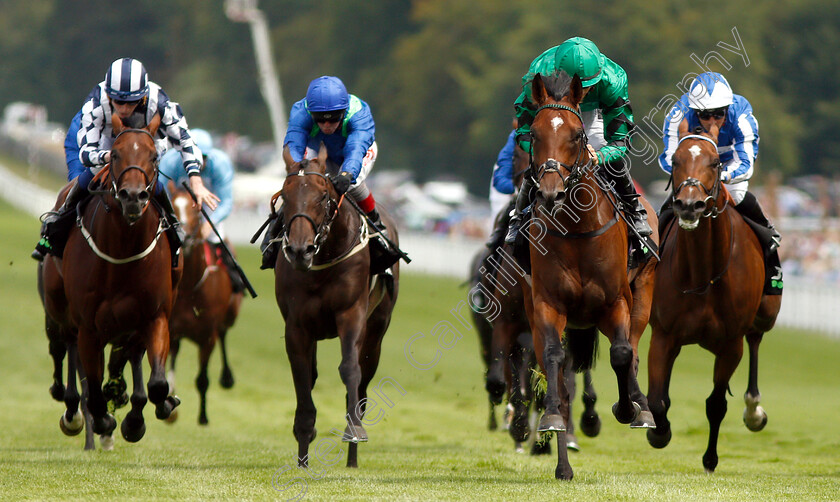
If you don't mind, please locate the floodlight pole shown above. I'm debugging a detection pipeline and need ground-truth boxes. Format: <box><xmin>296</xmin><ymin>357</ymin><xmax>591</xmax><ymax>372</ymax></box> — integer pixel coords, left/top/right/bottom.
<box><xmin>225</xmin><ymin>0</ymin><xmax>286</xmax><ymax>156</ymax></box>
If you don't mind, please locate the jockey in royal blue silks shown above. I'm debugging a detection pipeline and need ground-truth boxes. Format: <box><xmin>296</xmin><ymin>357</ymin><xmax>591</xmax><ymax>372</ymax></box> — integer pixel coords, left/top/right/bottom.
<box><xmin>484</xmin><ymin>130</ymin><xmax>517</xmax><ymax>249</ymax></box>
<box><xmin>658</xmin><ymin>71</ymin><xmax>780</xmax><ymax>250</ymax></box>
<box><xmin>32</xmin><ymin>57</ymin><xmax>219</xmax><ymax>266</ymax></box>
<box><xmin>159</xmin><ymin>129</ymin><xmax>244</xmax><ymax>292</ymax></box>
<box><xmin>261</xmin><ymin>75</ymin><xmax>397</xmax><ymax>271</ymax></box>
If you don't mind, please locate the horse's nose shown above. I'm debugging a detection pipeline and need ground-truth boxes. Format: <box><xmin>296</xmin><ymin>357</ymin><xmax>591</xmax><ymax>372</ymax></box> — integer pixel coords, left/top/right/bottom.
<box><xmin>673</xmin><ymin>198</ymin><xmax>705</xmax><ymax>213</ymax></box>
<box><xmin>283</xmin><ymin>243</ymin><xmax>316</xmax><ymax>271</ymax></box>
<box><xmin>539</xmin><ymin>188</ymin><xmax>566</xmax><ymax>209</ymax></box>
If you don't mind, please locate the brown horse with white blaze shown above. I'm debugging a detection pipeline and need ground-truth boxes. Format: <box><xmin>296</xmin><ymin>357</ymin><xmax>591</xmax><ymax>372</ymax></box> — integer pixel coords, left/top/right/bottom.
<box><xmin>647</xmin><ymin>126</ymin><xmax>781</xmax><ymax>472</ymax></box>
<box><xmin>519</xmin><ymin>71</ymin><xmax>659</xmax><ymax>479</ymax></box>
<box><xmin>43</xmin><ymin>113</ymin><xmax>181</xmax><ymax>446</ymax></box>
<box><xmin>275</xmin><ymin>144</ymin><xmax>399</xmax><ymax>469</ymax></box>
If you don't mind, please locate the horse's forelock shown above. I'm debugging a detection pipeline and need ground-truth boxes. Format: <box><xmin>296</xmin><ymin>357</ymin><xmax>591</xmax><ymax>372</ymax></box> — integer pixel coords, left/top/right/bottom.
<box><xmin>540</xmin><ymin>71</ymin><xmax>574</xmax><ymax>102</ymax></box>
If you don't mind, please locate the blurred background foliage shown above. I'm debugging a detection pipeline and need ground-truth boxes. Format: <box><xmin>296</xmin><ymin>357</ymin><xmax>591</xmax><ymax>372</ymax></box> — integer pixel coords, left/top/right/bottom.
<box><xmin>0</xmin><ymin>0</ymin><xmax>836</xmax><ymax>193</ymax></box>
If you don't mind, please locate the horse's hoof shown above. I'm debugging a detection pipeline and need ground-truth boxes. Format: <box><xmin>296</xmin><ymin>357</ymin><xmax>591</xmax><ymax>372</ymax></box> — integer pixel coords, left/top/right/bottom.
<box><xmin>59</xmin><ymin>410</ymin><xmax>84</xmax><ymax>436</ymax></box>
<box><xmin>703</xmin><ymin>451</ymin><xmax>718</xmax><ymax>473</ymax></box>
<box><xmin>93</xmin><ymin>414</ymin><xmax>117</xmax><ymax>436</ymax></box>
<box><xmin>631</xmin><ymin>410</ymin><xmax>657</xmax><ymax>429</ymax></box>
<box><xmin>565</xmin><ymin>433</ymin><xmax>580</xmax><ymax>452</ymax></box>
<box><xmin>198</xmin><ymin>414</ymin><xmax>209</xmax><ymax>426</ymax></box>
<box><xmin>612</xmin><ymin>401</ymin><xmax>641</xmax><ymax>424</ymax></box>
<box><xmin>155</xmin><ymin>395</ymin><xmax>181</xmax><ymax>420</ymax></box>
<box><xmin>220</xmin><ymin>367</ymin><xmax>235</xmax><ymax>389</ymax></box>
<box><xmin>555</xmin><ymin>464</ymin><xmax>574</xmax><ymax>481</ymax></box>
<box><xmin>647</xmin><ymin>427</ymin><xmax>672</xmax><ymax>449</ymax></box>
<box><xmin>49</xmin><ymin>384</ymin><xmax>64</xmax><ymax>402</ymax></box>
<box><xmin>743</xmin><ymin>405</ymin><xmax>767</xmax><ymax>432</ymax></box>
<box><xmin>342</xmin><ymin>424</ymin><xmax>368</xmax><ymax>443</ymax></box>
<box><xmin>100</xmin><ymin>434</ymin><xmax>114</xmax><ymax>451</ymax></box>
<box><xmin>537</xmin><ymin>413</ymin><xmax>566</xmax><ymax>432</ymax></box>
<box><xmin>120</xmin><ymin>417</ymin><xmax>146</xmax><ymax>443</ymax></box>
<box><xmin>164</xmin><ymin>407</ymin><xmax>179</xmax><ymax>424</ymax></box>
<box><xmin>531</xmin><ymin>433</ymin><xmax>553</xmax><ymax>455</ymax></box>
<box><xmin>580</xmin><ymin>411</ymin><xmax>601</xmax><ymax>437</ymax></box>
<box><xmin>514</xmin><ymin>441</ymin><xmax>525</xmax><ymax>454</ymax></box>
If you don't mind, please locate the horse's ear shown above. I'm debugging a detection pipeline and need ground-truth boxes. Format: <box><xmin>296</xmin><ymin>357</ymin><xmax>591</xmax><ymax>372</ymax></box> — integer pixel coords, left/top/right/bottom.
<box><xmin>282</xmin><ymin>145</ymin><xmax>295</xmax><ymax>172</ymax></box>
<box><xmin>677</xmin><ymin>117</ymin><xmax>690</xmax><ymax>139</ymax></box>
<box><xmin>317</xmin><ymin>142</ymin><xmax>328</xmax><ymax>170</ymax></box>
<box><xmin>708</xmin><ymin>123</ymin><xmax>721</xmax><ymax>143</ymax></box>
<box><xmin>147</xmin><ymin>114</ymin><xmax>161</xmax><ymax>137</ymax></box>
<box><xmin>111</xmin><ymin>113</ymin><xmax>125</xmax><ymax>136</ymax></box>
<box><xmin>168</xmin><ymin>180</ymin><xmax>176</xmax><ymax>193</ymax></box>
<box><xmin>568</xmin><ymin>74</ymin><xmax>584</xmax><ymax>106</ymax></box>
<box><xmin>531</xmin><ymin>73</ymin><xmax>548</xmax><ymax>105</ymax></box>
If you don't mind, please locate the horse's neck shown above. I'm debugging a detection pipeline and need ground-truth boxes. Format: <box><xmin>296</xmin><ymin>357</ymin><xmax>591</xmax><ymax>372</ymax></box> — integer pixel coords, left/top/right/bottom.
<box><xmin>89</xmin><ymin>198</ymin><xmax>163</xmax><ymax>252</ymax></box>
<box><xmin>540</xmin><ymin>174</ymin><xmax>616</xmax><ymax>235</ymax></box>
<box><xmin>674</xmin><ymin>207</ymin><xmax>732</xmax><ymax>284</ymax></box>
<box><xmin>320</xmin><ymin>204</ymin><xmax>358</xmax><ymax>260</ymax></box>
<box><xmin>181</xmin><ymin>239</ymin><xmax>209</xmax><ymax>286</ymax></box>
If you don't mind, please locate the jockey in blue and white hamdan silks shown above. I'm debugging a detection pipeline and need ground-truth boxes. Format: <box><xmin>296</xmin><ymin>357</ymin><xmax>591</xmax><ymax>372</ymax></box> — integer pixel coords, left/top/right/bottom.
<box><xmin>658</xmin><ymin>71</ymin><xmax>779</xmax><ymax>252</ymax></box>
<box><xmin>659</xmin><ymin>72</ymin><xmax>759</xmax><ymax>206</ymax></box>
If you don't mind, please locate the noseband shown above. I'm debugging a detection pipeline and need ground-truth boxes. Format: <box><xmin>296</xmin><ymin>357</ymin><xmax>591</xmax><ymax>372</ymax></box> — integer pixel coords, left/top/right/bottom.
<box><xmin>671</xmin><ymin>134</ymin><xmax>725</xmax><ymax>218</ymax></box>
<box><xmin>108</xmin><ymin>128</ymin><xmax>159</xmax><ymax>209</ymax></box>
<box><xmin>283</xmin><ymin>167</ymin><xmax>338</xmax><ymax>255</ymax></box>
<box><xmin>527</xmin><ymin>103</ymin><xmax>593</xmax><ymax>189</ymax></box>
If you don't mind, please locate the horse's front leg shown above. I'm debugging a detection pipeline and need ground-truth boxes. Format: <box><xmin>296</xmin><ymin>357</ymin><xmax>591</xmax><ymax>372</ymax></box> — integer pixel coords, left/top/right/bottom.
<box><xmin>646</xmin><ymin>326</ymin><xmax>680</xmax><ymax>449</ymax></box>
<box><xmin>286</xmin><ymin>324</ymin><xmax>318</xmax><ymax>468</ymax></box>
<box><xmin>531</xmin><ymin>299</ymin><xmax>572</xmax><ymax>480</ymax></box>
<box><xmin>121</xmin><ymin>346</ymin><xmax>148</xmax><ymax>442</ymax></box>
<box><xmin>704</xmin><ymin>340</ymin><xmax>743</xmax><ymax>473</ymax></box>
<box><xmin>743</xmin><ymin>330</ymin><xmax>767</xmax><ymax>432</ymax></box>
<box><xmin>598</xmin><ymin>298</ymin><xmax>639</xmax><ymax>425</ymax></box>
<box><xmin>76</xmin><ymin>330</ymin><xmax>117</xmax><ymax>443</ymax></box>
<box><xmin>58</xmin><ymin>343</ymin><xmax>84</xmax><ymax>437</ymax></box>
<box><xmin>145</xmin><ymin>316</ymin><xmax>179</xmax><ymax>420</ymax></box>
<box><xmin>337</xmin><ymin>305</ymin><xmax>368</xmax><ymax>468</ymax></box>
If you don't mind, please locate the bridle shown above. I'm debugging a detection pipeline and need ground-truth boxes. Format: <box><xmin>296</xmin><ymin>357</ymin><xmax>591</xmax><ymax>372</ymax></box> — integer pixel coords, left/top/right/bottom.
<box><xmin>671</xmin><ymin>134</ymin><xmax>726</xmax><ymax>219</ymax></box>
<box><xmin>282</xmin><ymin>166</ymin><xmax>339</xmax><ymax>256</ymax></box>
<box><xmin>107</xmin><ymin>128</ymin><xmax>159</xmax><ymax>211</ymax></box>
<box><xmin>526</xmin><ymin>103</ymin><xmax>593</xmax><ymax>190</ymax></box>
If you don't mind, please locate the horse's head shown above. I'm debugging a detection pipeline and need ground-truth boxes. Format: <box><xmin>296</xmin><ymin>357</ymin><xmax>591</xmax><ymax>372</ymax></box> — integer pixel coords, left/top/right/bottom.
<box><xmin>280</xmin><ymin>143</ymin><xmax>338</xmax><ymax>271</ymax></box>
<box><xmin>670</xmin><ymin>125</ymin><xmax>723</xmax><ymax>230</ymax></box>
<box><xmin>109</xmin><ymin>113</ymin><xmax>161</xmax><ymax>224</ymax></box>
<box><xmin>528</xmin><ymin>71</ymin><xmax>591</xmax><ymax>211</ymax></box>
<box><xmin>169</xmin><ymin>182</ymin><xmax>202</xmax><ymax>250</ymax></box>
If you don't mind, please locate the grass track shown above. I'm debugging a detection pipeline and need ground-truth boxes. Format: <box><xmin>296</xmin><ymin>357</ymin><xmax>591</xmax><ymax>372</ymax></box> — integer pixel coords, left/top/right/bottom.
<box><xmin>0</xmin><ymin>200</ymin><xmax>839</xmax><ymax>501</ymax></box>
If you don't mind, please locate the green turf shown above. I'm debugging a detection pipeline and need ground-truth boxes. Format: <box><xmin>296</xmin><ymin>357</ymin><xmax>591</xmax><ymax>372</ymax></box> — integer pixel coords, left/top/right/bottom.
<box><xmin>1</xmin><ymin>199</ymin><xmax>839</xmax><ymax>501</ymax></box>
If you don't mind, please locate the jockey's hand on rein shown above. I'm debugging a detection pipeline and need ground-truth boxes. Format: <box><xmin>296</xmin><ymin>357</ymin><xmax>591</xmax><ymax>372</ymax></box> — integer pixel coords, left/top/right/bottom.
<box><xmin>332</xmin><ymin>171</ymin><xmax>353</xmax><ymax>195</ymax></box>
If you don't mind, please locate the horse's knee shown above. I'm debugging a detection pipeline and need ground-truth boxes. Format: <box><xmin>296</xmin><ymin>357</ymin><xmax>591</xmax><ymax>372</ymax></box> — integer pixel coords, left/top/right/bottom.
<box><xmin>706</xmin><ymin>392</ymin><xmax>728</xmax><ymax>424</ymax></box>
<box><xmin>195</xmin><ymin>372</ymin><xmax>209</xmax><ymax>394</ymax></box>
<box><xmin>609</xmin><ymin>344</ymin><xmax>633</xmax><ymax>369</ymax></box>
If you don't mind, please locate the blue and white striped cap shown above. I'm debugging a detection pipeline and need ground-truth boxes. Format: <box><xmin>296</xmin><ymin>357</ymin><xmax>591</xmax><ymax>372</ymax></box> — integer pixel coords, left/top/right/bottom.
<box><xmin>104</xmin><ymin>58</ymin><xmax>149</xmax><ymax>102</ymax></box>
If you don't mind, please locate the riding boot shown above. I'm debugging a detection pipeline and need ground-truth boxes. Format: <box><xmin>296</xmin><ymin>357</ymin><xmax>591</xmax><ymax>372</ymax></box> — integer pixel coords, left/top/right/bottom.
<box><xmin>734</xmin><ymin>191</ymin><xmax>782</xmax><ymax>251</ymax></box>
<box><xmin>153</xmin><ymin>190</ymin><xmax>185</xmax><ymax>268</ymax></box>
<box><xmin>608</xmin><ymin>166</ymin><xmax>652</xmax><ymax>237</ymax></box>
<box><xmin>486</xmin><ymin>200</ymin><xmax>513</xmax><ymax>250</ymax></box>
<box><xmin>259</xmin><ymin>213</ymin><xmax>284</xmax><ymax>270</ymax></box>
<box><xmin>215</xmin><ymin>242</ymin><xmax>245</xmax><ymax>293</ymax></box>
<box><xmin>504</xmin><ymin>176</ymin><xmax>536</xmax><ymax>244</ymax></box>
<box><xmin>366</xmin><ymin>208</ymin><xmax>399</xmax><ymax>276</ymax></box>
<box><xmin>32</xmin><ymin>181</ymin><xmax>88</xmax><ymax>261</ymax></box>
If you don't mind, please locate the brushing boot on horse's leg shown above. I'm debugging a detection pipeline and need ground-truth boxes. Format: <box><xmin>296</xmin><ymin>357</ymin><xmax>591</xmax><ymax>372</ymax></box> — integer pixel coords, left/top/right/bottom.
<box><xmin>505</xmin><ymin>176</ymin><xmax>536</xmax><ymax>244</ymax></box>
<box><xmin>260</xmin><ymin>213</ymin><xmax>284</xmax><ymax>270</ymax></box>
<box><xmin>607</xmin><ymin>165</ymin><xmax>652</xmax><ymax>237</ymax></box>
<box><xmin>734</xmin><ymin>191</ymin><xmax>782</xmax><ymax>252</ymax></box>
<box><xmin>153</xmin><ymin>188</ymin><xmax>185</xmax><ymax>268</ymax></box>
<box><xmin>32</xmin><ymin>180</ymin><xmax>89</xmax><ymax>261</ymax></box>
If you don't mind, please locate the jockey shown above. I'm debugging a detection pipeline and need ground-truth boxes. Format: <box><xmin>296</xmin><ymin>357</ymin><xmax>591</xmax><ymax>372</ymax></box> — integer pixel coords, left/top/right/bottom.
<box><xmin>31</xmin><ymin>57</ymin><xmax>219</xmax><ymax>265</ymax></box>
<box><xmin>261</xmin><ymin>75</ymin><xmax>390</xmax><ymax>270</ymax></box>
<box><xmin>658</xmin><ymin>72</ymin><xmax>780</xmax><ymax>251</ymax></box>
<box><xmin>506</xmin><ymin>37</ymin><xmax>652</xmax><ymax>244</ymax></box>
<box><xmin>485</xmin><ymin>129</ymin><xmax>517</xmax><ymax>249</ymax></box>
<box><xmin>160</xmin><ymin>129</ymin><xmax>244</xmax><ymax>292</ymax></box>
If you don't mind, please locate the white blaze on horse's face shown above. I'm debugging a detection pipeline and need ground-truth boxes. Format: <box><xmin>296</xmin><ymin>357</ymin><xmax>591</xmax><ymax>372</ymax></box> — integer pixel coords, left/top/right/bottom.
<box><xmin>173</xmin><ymin>195</ymin><xmax>189</xmax><ymax>223</ymax></box>
<box><xmin>688</xmin><ymin>145</ymin><xmax>702</xmax><ymax>160</ymax></box>
<box><xmin>551</xmin><ymin>116</ymin><xmax>565</xmax><ymax>132</ymax></box>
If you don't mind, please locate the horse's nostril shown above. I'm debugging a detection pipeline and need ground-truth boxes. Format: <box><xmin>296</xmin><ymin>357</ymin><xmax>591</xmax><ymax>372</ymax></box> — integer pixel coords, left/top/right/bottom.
<box><xmin>692</xmin><ymin>200</ymin><xmax>706</xmax><ymax>212</ymax></box>
<box><xmin>118</xmin><ymin>189</ymin><xmax>130</xmax><ymax>201</ymax></box>
<box><xmin>673</xmin><ymin>199</ymin><xmax>685</xmax><ymax>211</ymax></box>
<box><xmin>305</xmin><ymin>245</ymin><xmax>316</xmax><ymax>255</ymax></box>
<box><xmin>138</xmin><ymin>191</ymin><xmax>150</xmax><ymax>203</ymax></box>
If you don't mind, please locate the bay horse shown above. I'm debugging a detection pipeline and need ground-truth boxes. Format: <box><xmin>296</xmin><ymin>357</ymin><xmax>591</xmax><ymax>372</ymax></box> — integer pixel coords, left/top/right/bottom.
<box><xmin>647</xmin><ymin>126</ymin><xmax>782</xmax><ymax>472</ymax></box>
<box><xmin>275</xmin><ymin>144</ymin><xmax>400</xmax><ymax>468</ymax></box>
<box><xmin>165</xmin><ymin>185</ymin><xmax>242</xmax><ymax>424</ymax></box>
<box><xmin>519</xmin><ymin>72</ymin><xmax>659</xmax><ymax>479</ymax></box>
<box><xmin>42</xmin><ymin>113</ymin><xmax>181</xmax><ymax>447</ymax></box>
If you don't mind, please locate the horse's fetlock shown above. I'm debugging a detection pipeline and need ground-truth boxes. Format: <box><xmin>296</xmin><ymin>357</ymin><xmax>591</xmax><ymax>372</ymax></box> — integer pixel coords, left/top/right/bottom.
<box><xmin>148</xmin><ymin>380</ymin><xmax>169</xmax><ymax>405</ymax></box>
<box><xmin>609</xmin><ymin>344</ymin><xmax>632</xmax><ymax>368</ymax></box>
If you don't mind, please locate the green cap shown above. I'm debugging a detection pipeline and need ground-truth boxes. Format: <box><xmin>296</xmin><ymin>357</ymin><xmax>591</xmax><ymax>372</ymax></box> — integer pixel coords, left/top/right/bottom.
<box><xmin>553</xmin><ymin>37</ymin><xmax>604</xmax><ymax>87</ymax></box>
